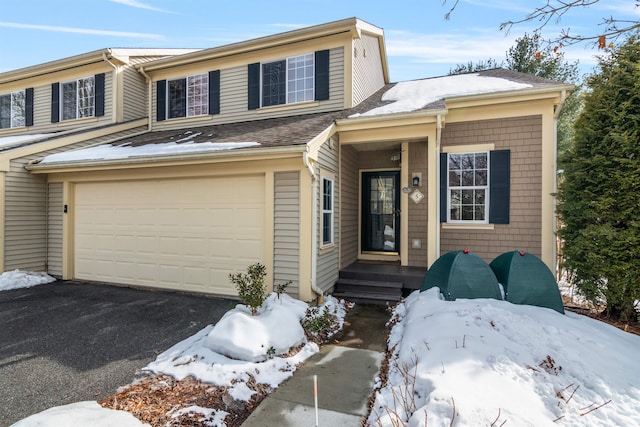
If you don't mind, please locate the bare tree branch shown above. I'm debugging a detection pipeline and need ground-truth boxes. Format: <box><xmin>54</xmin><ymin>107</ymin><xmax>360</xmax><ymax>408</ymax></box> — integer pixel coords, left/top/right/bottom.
<box><xmin>443</xmin><ymin>0</ymin><xmax>640</xmax><ymax>47</ymax></box>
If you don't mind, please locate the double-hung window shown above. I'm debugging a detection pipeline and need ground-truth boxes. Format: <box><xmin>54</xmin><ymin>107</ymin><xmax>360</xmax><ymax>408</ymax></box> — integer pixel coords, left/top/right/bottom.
<box><xmin>167</xmin><ymin>73</ymin><xmax>209</xmax><ymax>119</ymax></box>
<box><xmin>322</xmin><ymin>176</ymin><xmax>334</xmax><ymax>246</ymax></box>
<box><xmin>262</xmin><ymin>53</ymin><xmax>314</xmax><ymax>107</ymax></box>
<box><xmin>0</xmin><ymin>90</ymin><xmax>26</xmax><ymax>129</ymax></box>
<box><xmin>248</xmin><ymin>50</ymin><xmax>329</xmax><ymax>110</ymax></box>
<box><xmin>448</xmin><ymin>152</ymin><xmax>489</xmax><ymax>223</ymax></box>
<box><xmin>441</xmin><ymin>150</ymin><xmax>510</xmax><ymax>225</ymax></box>
<box><xmin>61</xmin><ymin>76</ymin><xmax>95</xmax><ymax>121</ymax></box>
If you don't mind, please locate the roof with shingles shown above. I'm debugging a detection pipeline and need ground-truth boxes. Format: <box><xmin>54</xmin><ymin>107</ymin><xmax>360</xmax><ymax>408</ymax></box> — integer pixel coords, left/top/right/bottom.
<box><xmin>31</xmin><ymin>69</ymin><xmax>571</xmax><ymax>166</ymax></box>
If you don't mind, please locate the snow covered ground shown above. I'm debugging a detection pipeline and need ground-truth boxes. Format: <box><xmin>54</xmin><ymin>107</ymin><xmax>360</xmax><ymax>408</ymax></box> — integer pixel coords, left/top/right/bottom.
<box><xmin>6</xmin><ymin>272</ymin><xmax>639</xmax><ymax>426</ymax></box>
<box><xmin>368</xmin><ymin>288</ymin><xmax>640</xmax><ymax>426</ymax></box>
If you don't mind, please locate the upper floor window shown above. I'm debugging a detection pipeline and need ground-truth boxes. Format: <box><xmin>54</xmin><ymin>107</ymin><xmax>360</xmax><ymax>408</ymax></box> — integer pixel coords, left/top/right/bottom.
<box><xmin>440</xmin><ymin>150</ymin><xmax>511</xmax><ymax>225</ymax></box>
<box><xmin>0</xmin><ymin>90</ymin><xmax>25</xmax><ymax>129</ymax></box>
<box><xmin>61</xmin><ymin>76</ymin><xmax>95</xmax><ymax>121</ymax></box>
<box><xmin>167</xmin><ymin>73</ymin><xmax>209</xmax><ymax>119</ymax></box>
<box><xmin>248</xmin><ymin>50</ymin><xmax>329</xmax><ymax>110</ymax></box>
<box><xmin>262</xmin><ymin>53</ymin><xmax>314</xmax><ymax>107</ymax></box>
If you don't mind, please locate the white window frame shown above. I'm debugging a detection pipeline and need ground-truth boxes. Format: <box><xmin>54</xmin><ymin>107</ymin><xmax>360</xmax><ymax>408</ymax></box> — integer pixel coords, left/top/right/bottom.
<box><xmin>261</xmin><ymin>53</ymin><xmax>314</xmax><ymax>107</ymax></box>
<box><xmin>447</xmin><ymin>151</ymin><xmax>490</xmax><ymax>224</ymax></box>
<box><xmin>60</xmin><ymin>76</ymin><xmax>95</xmax><ymax>121</ymax></box>
<box><xmin>321</xmin><ymin>174</ymin><xmax>334</xmax><ymax>247</ymax></box>
<box><xmin>167</xmin><ymin>73</ymin><xmax>209</xmax><ymax>119</ymax></box>
<box><xmin>0</xmin><ymin>90</ymin><xmax>26</xmax><ymax>129</ymax></box>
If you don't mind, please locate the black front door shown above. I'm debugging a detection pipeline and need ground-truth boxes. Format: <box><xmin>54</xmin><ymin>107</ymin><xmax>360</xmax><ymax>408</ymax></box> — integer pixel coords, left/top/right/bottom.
<box><xmin>361</xmin><ymin>171</ymin><xmax>400</xmax><ymax>253</ymax></box>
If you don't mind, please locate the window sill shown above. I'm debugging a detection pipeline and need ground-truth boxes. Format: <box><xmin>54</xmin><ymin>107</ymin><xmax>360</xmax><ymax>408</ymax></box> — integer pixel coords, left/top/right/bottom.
<box><xmin>0</xmin><ymin>126</ymin><xmax>27</xmax><ymax>134</ymax></box>
<box><xmin>442</xmin><ymin>223</ymin><xmax>495</xmax><ymax>230</ymax></box>
<box><xmin>158</xmin><ymin>114</ymin><xmax>214</xmax><ymax>125</ymax></box>
<box><xmin>256</xmin><ymin>101</ymin><xmax>319</xmax><ymax>114</ymax></box>
<box><xmin>58</xmin><ymin>116</ymin><xmax>98</xmax><ymax>126</ymax></box>
<box><xmin>319</xmin><ymin>244</ymin><xmax>335</xmax><ymax>255</ymax></box>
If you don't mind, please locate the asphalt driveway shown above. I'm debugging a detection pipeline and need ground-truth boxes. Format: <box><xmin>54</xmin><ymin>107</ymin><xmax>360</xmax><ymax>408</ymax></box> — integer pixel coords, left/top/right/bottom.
<box><xmin>0</xmin><ymin>280</ymin><xmax>232</xmax><ymax>426</ymax></box>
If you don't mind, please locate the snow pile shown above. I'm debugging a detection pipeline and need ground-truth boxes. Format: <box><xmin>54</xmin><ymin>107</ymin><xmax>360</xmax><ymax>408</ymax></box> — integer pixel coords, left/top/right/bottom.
<box><xmin>12</xmin><ymin>401</ymin><xmax>149</xmax><ymax>427</ymax></box>
<box><xmin>352</xmin><ymin>74</ymin><xmax>532</xmax><ymax>117</ymax></box>
<box><xmin>0</xmin><ymin>269</ymin><xmax>56</xmax><ymax>291</ymax></box>
<box><xmin>368</xmin><ymin>288</ymin><xmax>640</xmax><ymax>426</ymax></box>
<box><xmin>144</xmin><ymin>295</ymin><xmax>346</xmax><ymax>399</ymax></box>
<box><xmin>0</xmin><ymin>133</ymin><xmax>57</xmax><ymax>149</ymax></box>
<box><xmin>205</xmin><ymin>293</ymin><xmax>308</xmax><ymax>362</ymax></box>
<box><xmin>40</xmin><ymin>139</ymin><xmax>260</xmax><ymax>164</ymax></box>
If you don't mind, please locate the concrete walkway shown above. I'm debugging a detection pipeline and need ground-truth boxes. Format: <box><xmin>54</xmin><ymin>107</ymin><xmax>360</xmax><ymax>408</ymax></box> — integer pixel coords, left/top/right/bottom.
<box><xmin>242</xmin><ymin>304</ymin><xmax>389</xmax><ymax>426</ymax></box>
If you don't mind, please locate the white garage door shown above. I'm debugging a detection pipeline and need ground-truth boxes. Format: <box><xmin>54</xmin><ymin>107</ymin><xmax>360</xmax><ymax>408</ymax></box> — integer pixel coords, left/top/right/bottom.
<box><xmin>74</xmin><ymin>175</ymin><xmax>265</xmax><ymax>295</ymax></box>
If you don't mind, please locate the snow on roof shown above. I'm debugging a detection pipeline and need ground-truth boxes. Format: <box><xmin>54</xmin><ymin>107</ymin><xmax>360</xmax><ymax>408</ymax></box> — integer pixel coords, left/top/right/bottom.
<box><xmin>351</xmin><ymin>73</ymin><xmax>533</xmax><ymax>117</ymax></box>
<box><xmin>39</xmin><ymin>132</ymin><xmax>260</xmax><ymax>164</ymax></box>
<box><xmin>0</xmin><ymin>133</ymin><xmax>57</xmax><ymax>150</ymax></box>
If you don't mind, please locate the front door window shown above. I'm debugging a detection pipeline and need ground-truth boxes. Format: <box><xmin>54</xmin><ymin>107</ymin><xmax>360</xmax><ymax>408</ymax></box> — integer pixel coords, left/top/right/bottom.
<box><xmin>361</xmin><ymin>171</ymin><xmax>400</xmax><ymax>253</ymax></box>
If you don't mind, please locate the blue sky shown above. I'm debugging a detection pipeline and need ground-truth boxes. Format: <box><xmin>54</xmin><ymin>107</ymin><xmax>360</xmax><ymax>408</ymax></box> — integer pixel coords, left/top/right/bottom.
<box><xmin>1</xmin><ymin>0</ymin><xmax>638</xmax><ymax>82</ymax></box>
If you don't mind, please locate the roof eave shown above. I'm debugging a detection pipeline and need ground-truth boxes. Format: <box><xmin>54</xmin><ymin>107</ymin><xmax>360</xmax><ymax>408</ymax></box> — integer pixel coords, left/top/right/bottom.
<box><xmin>446</xmin><ymin>84</ymin><xmax>575</xmax><ymax>104</ymax></box>
<box><xmin>139</xmin><ymin>17</ymin><xmax>378</xmax><ymax>72</ymax></box>
<box><xmin>27</xmin><ymin>144</ymin><xmax>308</xmax><ymax>173</ymax></box>
<box><xmin>336</xmin><ymin>108</ymin><xmax>448</xmax><ymax>128</ymax></box>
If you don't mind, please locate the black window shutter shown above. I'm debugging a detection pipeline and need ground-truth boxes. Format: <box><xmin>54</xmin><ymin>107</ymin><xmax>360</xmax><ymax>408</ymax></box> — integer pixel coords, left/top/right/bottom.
<box><xmin>156</xmin><ymin>80</ymin><xmax>166</xmax><ymax>121</ymax></box>
<box><xmin>315</xmin><ymin>50</ymin><xmax>330</xmax><ymax>101</ymax></box>
<box><xmin>94</xmin><ymin>73</ymin><xmax>105</xmax><ymax>117</ymax></box>
<box><xmin>489</xmin><ymin>149</ymin><xmax>510</xmax><ymax>224</ymax></box>
<box><xmin>440</xmin><ymin>153</ymin><xmax>448</xmax><ymax>222</ymax></box>
<box><xmin>208</xmin><ymin>70</ymin><xmax>220</xmax><ymax>115</ymax></box>
<box><xmin>51</xmin><ymin>83</ymin><xmax>60</xmax><ymax>123</ymax></box>
<box><xmin>25</xmin><ymin>88</ymin><xmax>34</xmax><ymax>126</ymax></box>
<box><xmin>247</xmin><ymin>63</ymin><xmax>260</xmax><ymax>110</ymax></box>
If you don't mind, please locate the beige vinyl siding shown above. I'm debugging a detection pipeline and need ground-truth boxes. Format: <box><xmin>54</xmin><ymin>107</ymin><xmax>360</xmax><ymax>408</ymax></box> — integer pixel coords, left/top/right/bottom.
<box><xmin>352</xmin><ymin>34</ymin><xmax>385</xmax><ymax>106</ymax></box>
<box><xmin>273</xmin><ymin>171</ymin><xmax>300</xmax><ymax>299</ymax></box>
<box><xmin>152</xmin><ymin>47</ymin><xmax>345</xmax><ymax>131</ymax></box>
<box><xmin>122</xmin><ymin>66</ymin><xmax>147</xmax><ymax>121</ymax></box>
<box><xmin>3</xmin><ymin>125</ymin><xmax>148</xmax><ymax>273</ymax></box>
<box><xmin>339</xmin><ymin>145</ymin><xmax>358</xmax><ymax>268</ymax></box>
<box><xmin>28</xmin><ymin>72</ymin><xmax>114</xmax><ymax>134</ymax></box>
<box><xmin>47</xmin><ymin>182</ymin><xmax>63</xmax><ymax>276</ymax></box>
<box><xmin>316</xmin><ymin>138</ymin><xmax>339</xmax><ymax>292</ymax></box>
<box><xmin>440</xmin><ymin>116</ymin><xmax>543</xmax><ymax>263</ymax></box>
<box><xmin>407</xmin><ymin>141</ymin><xmax>428</xmax><ymax>267</ymax></box>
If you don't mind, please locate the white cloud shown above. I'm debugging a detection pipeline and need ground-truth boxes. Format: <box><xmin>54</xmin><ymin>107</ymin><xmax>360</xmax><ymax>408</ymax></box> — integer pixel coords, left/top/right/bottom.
<box><xmin>0</xmin><ymin>21</ymin><xmax>164</xmax><ymax>39</ymax></box>
<box><xmin>110</xmin><ymin>0</ymin><xmax>178</xmax><ymax>14</ymax></box>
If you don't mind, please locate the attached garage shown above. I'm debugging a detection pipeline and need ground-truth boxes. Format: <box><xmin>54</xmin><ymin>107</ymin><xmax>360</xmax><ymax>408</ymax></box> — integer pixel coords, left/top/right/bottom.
<box><xmin>73</xmin><ymin>175</ymin><xmax>265</xmax><ymax>295</ymax></box>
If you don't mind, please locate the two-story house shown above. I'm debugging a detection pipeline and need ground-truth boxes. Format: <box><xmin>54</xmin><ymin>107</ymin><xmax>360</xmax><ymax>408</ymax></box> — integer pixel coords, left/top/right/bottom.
<box><xmin>24</xmin><ymin>18</ymin><xmax>572</xmax><ymax>302</ymax></box>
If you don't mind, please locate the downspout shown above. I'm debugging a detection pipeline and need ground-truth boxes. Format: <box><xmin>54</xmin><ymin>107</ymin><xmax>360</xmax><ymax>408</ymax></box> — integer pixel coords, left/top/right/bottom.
<box><xmin>102</xmin><ymin>53</ymin><xmax>118</xmax><ymax>123</ymax></box>
<box><xmin>303</xmin><ymin>149</ymin><xmax>324</xmax><ymax>304</ymax></box>
<box><xmin>552</xmin><ymin>89</ymin><xmax>567</xmax><ymax>273</ymax></box>
<box><xmin>137</xmin><ymin>66</ymin><xmax>153</xmax><ymax>131</ymax></box>
<box><xmin>435</xmin><ymin>114</ymin><xmax>443</xmax><ymax>263</ymax></box>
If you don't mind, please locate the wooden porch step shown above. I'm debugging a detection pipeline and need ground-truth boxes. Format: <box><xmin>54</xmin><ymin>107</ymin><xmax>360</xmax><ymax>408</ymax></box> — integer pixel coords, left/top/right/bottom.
<box><xmin>332</xmin><ymin>278</ymin><xmax>403</xmax><ymax>305</ymax></box>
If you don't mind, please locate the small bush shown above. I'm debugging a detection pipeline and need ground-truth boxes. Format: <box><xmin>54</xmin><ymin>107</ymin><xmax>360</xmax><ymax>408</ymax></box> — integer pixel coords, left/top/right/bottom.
<box><xmin>275</xmin><ymin>280</ymin><xmax>291</xmax><ymax>299</ymax></box>
<box><xmin>229</xmin><ymin>263</ymin><xmax>267</xmax><ymax>315</ymax></box>
<box><xmin>302</xmin><ymin>306</ymin><xmax>334</xmax><ymax>335</ymax></box>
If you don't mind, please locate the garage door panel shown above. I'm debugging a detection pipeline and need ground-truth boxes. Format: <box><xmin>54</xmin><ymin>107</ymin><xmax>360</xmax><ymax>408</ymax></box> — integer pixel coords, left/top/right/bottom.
<box><xmin>75</xmin><ymin>176</ymin><xmax>265</xmax><ymax>295</ymax></box>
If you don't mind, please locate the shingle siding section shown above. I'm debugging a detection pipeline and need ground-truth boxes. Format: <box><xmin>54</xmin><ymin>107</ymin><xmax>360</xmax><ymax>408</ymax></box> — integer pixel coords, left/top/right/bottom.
<box><xmin>408</xmin><ymin>141</ymin><xmax>428</xmax><ymax>267</ymax></box>
<box><xmin>440</xmin><ymin>115</ymin><xmax>543</xmax><ymax>263</ymax></box>
<box><xmin>274</xmin><ymin>171</ymin><xmax>300</xmax><ymax>299</ymax></box>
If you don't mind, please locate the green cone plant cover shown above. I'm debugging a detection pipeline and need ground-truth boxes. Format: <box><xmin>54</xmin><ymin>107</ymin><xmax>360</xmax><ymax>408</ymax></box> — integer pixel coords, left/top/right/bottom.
<box><xmin>421</xmin><ymin>250</ymin><xmax>503</xmax><ymax>301</ymax></box>
<box><xmin>490</xmin><ymin>251</ymin><xmax>564</xmax><ymax>314</ymax></box>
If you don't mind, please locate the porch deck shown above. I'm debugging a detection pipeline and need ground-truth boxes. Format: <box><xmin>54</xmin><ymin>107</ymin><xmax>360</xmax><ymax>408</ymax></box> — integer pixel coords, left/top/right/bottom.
<box><xmin>331</xmin><ymin>261</ymin><xmax>427</xmax><ymax>305</ymax></box>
